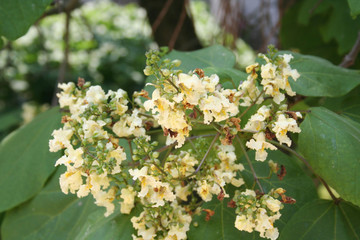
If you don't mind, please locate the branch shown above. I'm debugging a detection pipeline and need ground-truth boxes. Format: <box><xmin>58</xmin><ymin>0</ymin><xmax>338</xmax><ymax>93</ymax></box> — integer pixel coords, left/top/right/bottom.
<box><xmin>236</xmin><ymin>135</ymin><xmax>264</xmax><ymax>193</ymax></box>
<box><xmin>152</xmin><ymin>0</ymin><xmax>174</xmax><ymax>34</ymax></box>
<box><xmin>168</xmin><ymin>0</ymin><xmax>187</xmax><ymax>50</ymax></box>
<box><xmin>339</xmin><ymin>31</ymin><xmax>360</xmax><ymax>68</ymax></box>
<box><xmin>39</xmin><ymin>0</ymin><xmax>81</xmax><ymax>20</ymax></box>
<box><xmin>268</xmin><ymin>140</ymin><xmax>340</xmax><ymax>203</ymax></box>
<box><xmin>187</xmin><ymin>133</ymin><xmax>220</xmax><ymax>178</ymax></box>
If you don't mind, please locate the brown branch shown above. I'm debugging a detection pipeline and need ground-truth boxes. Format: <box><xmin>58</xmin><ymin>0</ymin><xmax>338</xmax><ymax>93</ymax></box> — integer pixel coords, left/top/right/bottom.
<box><xmin>51</xmin><ymin>10</ymin><xmax>71</xmax><ymax>106</ymax></box>
<box><xmin>168</xmin><ymin>0</ymin><xmax>187</xmax><ymax>50</ymax></box>
<box><xmin>340</xmin><ymin>31</ymin><xmax>360</xmax><ymax>68</ymax></box>
<box><xmin>152</xmin><ymin>0</ymin><xmax>174</xmax><ymax>34</ymax></box>
<box><xmin>39</xmin><ymin>0</ymin><xmax>81</xmax><ymax>21</ymax></box>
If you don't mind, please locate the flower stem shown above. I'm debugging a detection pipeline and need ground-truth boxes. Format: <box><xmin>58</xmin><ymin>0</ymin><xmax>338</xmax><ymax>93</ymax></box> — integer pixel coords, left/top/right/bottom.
<box><xmin>236</xmin><ymin>135</ymin><xmax>264</xmax><ymax>193</ymax></box>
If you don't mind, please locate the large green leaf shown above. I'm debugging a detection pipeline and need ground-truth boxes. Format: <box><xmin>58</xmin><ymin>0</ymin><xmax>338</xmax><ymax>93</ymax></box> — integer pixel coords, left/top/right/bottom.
<box><xmin>204</xmin><ymin>67</ymin><xmax>248</xmax><ymax>89</ymax></box>
<box><xmin>0</xmin><ymin>107</ymin><xmax>61</xmax><ymax>212</ymax></box>
<box><xmin>166</xmin><ymin>45</ymin><xmax>236</xmax><ymax>72</ymax></box>
<box><xmin>299</xmin><ymin>107</ymin><xmax>360</xmax><ymax>207</ymax></box>
<box><xmin>316</xmin><ymin>85</ymin><xmax>360</xmax><ymax>123</ymax></box>
<box><xmin>280</xmin><ymin>199</ymin><xmax>360</xmax><ymax>240</ymax></box>
<box><xmin>188</xmin><ymin>150</ymin><xmax>317</xmax><ymax>240</ymax></box>
<box><xmin>283</xmin><ymin>51</ymin><xmax>360</xmax><ymax>97</ymax></box>
<box><xmin>348</xmin><ymin>0</ymin><xmax>360</xmax><ymax>18</ymax></box>
<box><xmin>0</xmin><ymin>0</ymin><xmax>53</xmax><ymax>40</ymax></box>
<box><xmin>1</xmin><ymin>166</ymin><xmax>138</xmax><ymax>240</ymax></box>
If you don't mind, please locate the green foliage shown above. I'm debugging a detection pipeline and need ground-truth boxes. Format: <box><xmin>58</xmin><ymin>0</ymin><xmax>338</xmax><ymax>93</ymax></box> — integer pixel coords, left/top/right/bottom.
<box><xmin>166</xmin><ymin>45</ymin><xmax>236</xmax><ymax>72</ymax></box>
<box><xmin>280</xmin><ymin>0</ymin><xmax>360</xmax><ymax>66</ymax></box>
<box><xmin>0</xmin><ymin>108</ymin><xmax>61</xmax><ymax>212</ymax></box>
<box><xmin>0</xmin><ymin>0</ymin><xmax>52</xmax><ymax>40</ymax></box>
<box><xmin>280</xmin><ymin>200</ymin><xmax>360</xmax><ymax>240</ymax></box>
<box><xmin>204</xmin><ymin>67</ymin><xmax>248</xmax><ymax>89</ymax></box>
<box><xmin>279</xmin><ymin>51</ymin><xmax>360</xmax><ymax>97</ymax></box>
<box><xmin>188</xmin><ymin>150</ymin><xmax>317</xmax><ymax>240</ymax></box>
<box><xmin>299</xmin><ymin>107</ymin><xmax>360</xmax><ymax>207</ymax></box>
<box><xmin>348</xmin><ymin>0</ymin><xmax>360</xmax><ymax>18</ymax></box>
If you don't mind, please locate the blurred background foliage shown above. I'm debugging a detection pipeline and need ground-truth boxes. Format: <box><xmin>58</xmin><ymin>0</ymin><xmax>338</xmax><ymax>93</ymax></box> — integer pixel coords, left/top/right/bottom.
<box><xmin>0</xmin><ymin>0</ymin><xmax>359</xmax><ymax>139</ymax></box>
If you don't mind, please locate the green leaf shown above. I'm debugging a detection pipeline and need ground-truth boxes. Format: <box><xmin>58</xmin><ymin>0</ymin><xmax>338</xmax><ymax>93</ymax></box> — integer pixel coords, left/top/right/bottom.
<box><xmin>166</xmin><ymin>45</ymin><xmax>236</xmax><ymax>72</ymax></box>
<box><xmin>0</xmin><ymin>0</ymin><xmax>53</xmax><ymax>40</ymax></box>
<box><xmin>1</xmin><ymin>166</ymin><xmax>138</xmax><ymax>240</ymax></box>
<box><xmin>299</xmin><ymin>107</ymin><xmax>360</xmax><ymax>207</ymax></box>
<box><xmin>316</xmin><ymin>85</ymin><xmax>360</xmax><ymax>123</ymax></box>
<box><xmin>280</xmin><ymin>199</ymin><xmax>360</xmax><ymax>240</ymax></box>
<box><xmin>0</xmin><ymin>107</ymin><xmax>61</xmax><ymax>212</ymax></box>
<box><xmin>281</xmin><ymin>51</ymin><xmax>360</xmax><ymax>97</ymax></box>
<box><xmin>188</xmin><ymin>150</ymin><xmax>317</xmax><ymax>240</ymax></box>
<box><xmin>0</xmin><ymin>108</ymin><xmax>22</xmax><ymax>132</ymax></box>
<box><xmin>204</xmin><ymin>67</ymin><xmax>248</xmax><ymax>89</ymax></box>
<box><xmin>348</xmin><ymin>0</ymin><xmax>360</xmax><ymax>18</ymax></box>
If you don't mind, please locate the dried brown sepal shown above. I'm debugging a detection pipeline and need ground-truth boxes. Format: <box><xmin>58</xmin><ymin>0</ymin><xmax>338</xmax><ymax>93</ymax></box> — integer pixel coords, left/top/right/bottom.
<box><xmin>228</xmin><ymin>93</ymin><xmax>235</xmax><ymax>103</ymax></box>
<box><xmin>265</xmin><ymin>128</ymin><xmax>276</xmax><ymax>140</ymax></box>
<box><xmin>61</xmin><ymin>115</ymin><xmax>71</xmax><ymax>123</ymax></box>
<box><xmin>277</xmin><ymin>165</ymin><xmax>287</xmax><ymax>180</ymax></box>
<box><xmin>281</xmin><ymin>195</ymin><xmax>296</xmax><ymax>204</ymax></box>
<box><xmin>285</xmin><ymin>111</ymin><xmax>299</xmax><ymax>120</ymax></box>
<box><xmin>163</xmin><ymin>128</ymin><xmax>178</xmax><ymax>138</ymax></box>
<box><xmin>183</xmin><ymin>101</ymin><xmax>195</xmax><ymax>109</ymax></box>
<box><xmin>202</xmin><ymin>209</ymin><xmax>215</xmax><ymax>221</ymax></box>
<box><xmin>194</xmin><ymin>68</ymin><xmax>205</xmax><ymax>78</ymax></box>
<box><xmin>144</xmin><ymin>121</ymin><xmax>154</xmax><ymax>130</ymax></box>
<box><xmin>221</xmin><ymin>127</ymin><xmax>235</xmax><ymax>145</ymax></box>
<box><xmin>217</xmin><ymin>189</ymin><xmax>225</xmax><ymax>201</ymax></box>
<box><xmin>77</xmin><ymin>77</ymin><xmax>85</xmax><ymax>88</ymax></box>
<box><xmin>139</xmin><ymin>89</ymin><xmax>151</xmax><ymax>100</ymax></box>
<box><xmin>227</xmin><ymin>200</ymin><xmax>237</xmax><ymax>208</ymax></box>
<box><xmin>255</xmin><ymin>190</ymin><xmax>265</xmax><ymax>199</ymax></box>
<box><xmin>230</xmin><ymin>117</ymin><xmax>241</xmax><ymax>131</ymax></box>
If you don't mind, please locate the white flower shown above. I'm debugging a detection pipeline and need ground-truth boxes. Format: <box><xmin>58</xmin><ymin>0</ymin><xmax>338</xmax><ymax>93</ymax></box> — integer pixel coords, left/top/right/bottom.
<box><xmin>246</xmin><ymin>132</ymin><xmax>277</xmax><ymax>161</ymax></box>
<box><xmin>49</xmin><ymin>128</ymin><xmax>73</xmax><ymax>152</ymax></box>
<box><xmin>272</xmin><ymin>113</ymin><xmax>301</xmax><ymax>147</ymax></box>
<box><xmin>120</xmin><ymin>186</ymin><xmax>136</xmax><ymax>214</ymax></box>
<box><xmin>85</xmin><ymin>86</ymin><xmax>106</xmax><ymax>104</ymax></box>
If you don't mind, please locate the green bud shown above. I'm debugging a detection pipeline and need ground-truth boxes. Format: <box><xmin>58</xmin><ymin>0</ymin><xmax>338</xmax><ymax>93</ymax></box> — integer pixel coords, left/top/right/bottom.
<box><xmin>152</xmin><ymin>152</ymin><xmax>159</xmax><ymax>159</ymax></box>
<box><xmin>162</xmin><ymin>69</ymin><xmax>170</xmax><ymax>77</ymax></box>
<box><xmin>172</xmin><ymin>59</ymin><xmax>181</xmax><ymax>67</ymax></box>
<box><xmin>143</xmin><ymin>66</ymin><xmax>152</xmax><ymax>76</ymax></box>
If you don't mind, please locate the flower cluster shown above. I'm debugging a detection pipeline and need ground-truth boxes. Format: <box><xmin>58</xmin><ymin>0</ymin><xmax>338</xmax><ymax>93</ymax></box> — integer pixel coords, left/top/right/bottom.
<box><xmin>233</xmin><ymin>189</ymin><xmax>283</xmax><ymax>240</ymax></box>
<box><xmin>49</xmin><ymin>80</ymin><xmax>148</xmax><ymax>216</ymax></box>
<box><xmin>143</xmin><ymin>50</ymin><xmax>240</xmax><ymax>148</ymax></box>
<box><xmin>50</xmin><ymin>47</ymin><xmax>302</xmax><ymax>240</ymax></box>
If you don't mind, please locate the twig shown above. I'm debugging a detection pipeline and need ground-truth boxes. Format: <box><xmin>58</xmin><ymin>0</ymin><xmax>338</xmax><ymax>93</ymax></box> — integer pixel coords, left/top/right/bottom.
<box><xmin>236</xmin><ymin>135</ymin><xmax>264</xmax><ymax>193</ymax></box>
<box><xmin>152</xmin><ymin>0</ymin><xmax>174</xmax><ymax>34</ymax></box>
<box><xmin>238</xmin><ymin>90</ymin><xmax>265</xmax><ymax>119</ymax></box>
<box><xmin>268</xmin><ymin>140</ymin><xmax>340</xmax><ymax>203</ymax></box>
<box><xmin>340</xmin><ymin>31</ymin><xmax>360</xmax><ymax>68</ymax></box>
<box><xmin>187</xmin><ymin>133</ymin><xmax>220</xmax><ymax>178</ymax></box>
<box><xmin>127</xmin><ymin>138</ymin><xmax>134</xmax><ymax>162</ymax></box>
<box><xmin>51</xmin><ymin>10</ymin><xmax>71</xmax><ymax>106</ymax></box>
<box><xmin>39</xmin><ymin>0</ymin><xmax>80</xmax><ymax>21</ymax></box>
<box><xmin>168</xmin><ymin>0</ymin><xmax>188</xmax><ymax>50</ymax></box>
